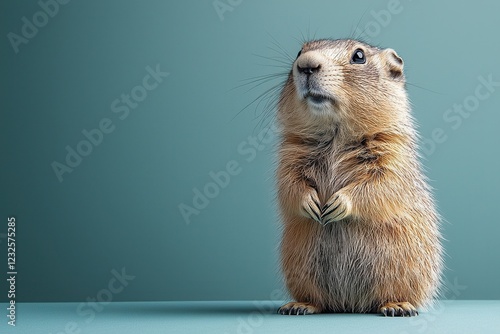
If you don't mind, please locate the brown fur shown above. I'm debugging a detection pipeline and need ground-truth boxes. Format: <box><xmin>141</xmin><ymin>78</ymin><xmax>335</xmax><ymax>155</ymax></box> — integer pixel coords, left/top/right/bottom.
<box><xmin>276</xmin><ymin>39</ymin><xmax>442</xmax><ymax>316</ymax></box>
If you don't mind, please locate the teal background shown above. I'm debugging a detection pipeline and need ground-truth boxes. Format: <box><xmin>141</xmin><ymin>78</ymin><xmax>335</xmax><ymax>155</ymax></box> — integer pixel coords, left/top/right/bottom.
<box><xmin>1</xmin><ymin>0</ymin><xmax>499</xmax><ymax>302</ymax></box>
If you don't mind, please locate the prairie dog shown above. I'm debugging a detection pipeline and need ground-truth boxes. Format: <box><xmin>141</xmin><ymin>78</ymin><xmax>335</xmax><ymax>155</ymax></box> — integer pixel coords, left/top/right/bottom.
<box><xmin>276</xmin><ymin>39</ymin><xmax>442</xmax><ymax>316</ymax></box>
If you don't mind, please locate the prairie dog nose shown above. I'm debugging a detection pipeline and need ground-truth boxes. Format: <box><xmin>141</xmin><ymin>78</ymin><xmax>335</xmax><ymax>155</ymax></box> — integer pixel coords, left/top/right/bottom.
<box><xmin>296</xmin><ymin>52</ymin><xmax>323</xmax><ymax>75</ymax></box>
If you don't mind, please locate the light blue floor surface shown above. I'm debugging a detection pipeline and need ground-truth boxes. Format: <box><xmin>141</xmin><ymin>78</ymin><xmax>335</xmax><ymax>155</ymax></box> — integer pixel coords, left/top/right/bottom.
<box><xmin>1</xmin><ymin>300</ymin><xmax>499</xmax><ymax>334</ymax></box>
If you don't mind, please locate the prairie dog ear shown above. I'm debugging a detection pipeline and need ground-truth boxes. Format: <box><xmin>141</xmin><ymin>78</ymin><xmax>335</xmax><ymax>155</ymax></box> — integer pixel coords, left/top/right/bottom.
<box><xmin>381</xmin><ymin>48</ymin><xmax>404</xmax><ymax>80</ymax></box>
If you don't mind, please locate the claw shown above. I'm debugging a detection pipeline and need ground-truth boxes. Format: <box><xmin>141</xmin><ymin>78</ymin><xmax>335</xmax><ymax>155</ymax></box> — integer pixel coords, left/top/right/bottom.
<box><xmin>380</xmin><ymin>302</ymin><xmax>418</xmax><ymax>317</ymax></box>
<box><xmin>307</xmin><ymin>203</ymin><xmax>321</xmax><ymax>222</ymax></box>
<box><xmin>312</xmin><ymin>198</ymin><xmax>321</xmax><ymax>211</ymax></box>
<box><xmin>301</xmin><ymin>189</ymin><xmax>322</xmax><ymax>224</ymax></box>
<box><xmin>278</xmin><ymin>302</ymin><xmax>321</xmax><ymax>315</ymax></box>
<box><xmin>322</xmin><ymin>203</ymin><xmax>340</xmax><ymax>217</ymax></box>
<box><xmin>321</xmin><ymin>190</ymin><xmax>351</xmax><ymax>224</ymax></box>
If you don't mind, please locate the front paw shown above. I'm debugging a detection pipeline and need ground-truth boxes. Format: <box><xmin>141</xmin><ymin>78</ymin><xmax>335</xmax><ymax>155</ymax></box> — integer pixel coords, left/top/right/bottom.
<box><xmin>300</xmin><ymin>188</ymin><xmax>322</xmax><ymax>224</ymax></box>
<box><xmin>321</xmin><ymin>190</ymin><xmax>352</xmax><ymax>225</ymax></box>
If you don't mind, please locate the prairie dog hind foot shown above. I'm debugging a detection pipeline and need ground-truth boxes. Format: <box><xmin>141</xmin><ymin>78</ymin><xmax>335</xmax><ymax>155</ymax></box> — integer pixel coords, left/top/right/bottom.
<box><xmin>380</xmin><ymin>302</ymin><xmax>418</xmax><ymax>317</ymax></box>
<box><xmin>278</xmin><ymin>302</ymin><xmax>322</xmax><ymax>315</ymax></box>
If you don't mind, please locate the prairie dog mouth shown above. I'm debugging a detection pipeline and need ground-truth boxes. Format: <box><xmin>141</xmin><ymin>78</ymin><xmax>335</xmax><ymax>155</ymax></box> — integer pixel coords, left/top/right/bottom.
<box><xmin>304</xmin><ymin>92</ymin><xmax>334</xmax><ymax>106</ymax></box>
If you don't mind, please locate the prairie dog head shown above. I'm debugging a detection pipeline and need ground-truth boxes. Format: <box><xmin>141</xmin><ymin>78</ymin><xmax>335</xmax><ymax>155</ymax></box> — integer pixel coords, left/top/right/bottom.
<box><xmin>279</xmin><ymin>39</ymin><xmax>410</xmax><ymax>138</ymax></box>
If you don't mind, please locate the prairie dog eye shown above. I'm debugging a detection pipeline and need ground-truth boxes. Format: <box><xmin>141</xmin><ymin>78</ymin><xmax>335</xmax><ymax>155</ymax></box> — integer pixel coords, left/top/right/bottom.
<box><xmin>296</xmin><ymin>49</ymin><xmax>302</xmax><ymax>59</ymax></box>
<box><xmin>350</xmin><ymin>49</ymin><xmax>366</xmax><ymax>64</ymax></box>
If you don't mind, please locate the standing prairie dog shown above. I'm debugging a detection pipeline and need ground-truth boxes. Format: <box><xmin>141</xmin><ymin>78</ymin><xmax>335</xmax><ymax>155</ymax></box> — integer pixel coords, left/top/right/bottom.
<box><xmin>276</xmin><ymin>39</ymin><xmax>442</xmax><ymax>316</ymax></box>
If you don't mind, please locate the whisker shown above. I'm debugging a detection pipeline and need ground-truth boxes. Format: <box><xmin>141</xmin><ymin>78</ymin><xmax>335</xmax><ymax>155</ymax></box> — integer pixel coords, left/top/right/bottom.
<box><xmin>232</xmin><ymin>74</ymin><xmax>288</xmax><ymax>96</ymax></box>
<box><xmin>242</xmin><ymin>75</ymin><xmax>287</xmax><ymax>94</ymax></box>
<box><xmin>351</xmin><ymin>7</ymin><xmax>370</xmax><ymax>40</ymax></box>
<box><xmin>236</xmin><ymin>72</ymin><xmax>288</xmax><ymax>86</ymax></box>
<box><xmin>312</xmin><ymin>26</ymin><xmax>319</xmax><ymax>41</ymax></box>
<box><xmin>379</xmin><ymin>77</ymin><xmax>444</xmax><ymax>95</ymax></box>
<box><xmin>405</xmin><ymin>82</ymin><xmax>443</xmax><ymax>95</ymax></box>
<box><xmin>267</xmin><ymin>46</ymin><xmax>294</xmax><ymax>63</ymax></box>
<box><xmin>299</xmin><ymin>28</ymin><xmax>307</xmax><ymax>45</ymax></box>
<box><xmin>252</xmin><ymin>53</ymin><xmax>292</xmax><ymax>66</ymax></box>
<box><xmin>231</xmin><ymin>80</ymin><xmax>286</xmax><ymax>122</ymax></box>
<box><xmin>266</xmin><ymin>32</ymin><xmax>294</xmax><ymax>62</ymax></box>
<box><xmin>230</xmin><ymin>32</ymin><xmax>297</xmax><ymax>134</ymax></box>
